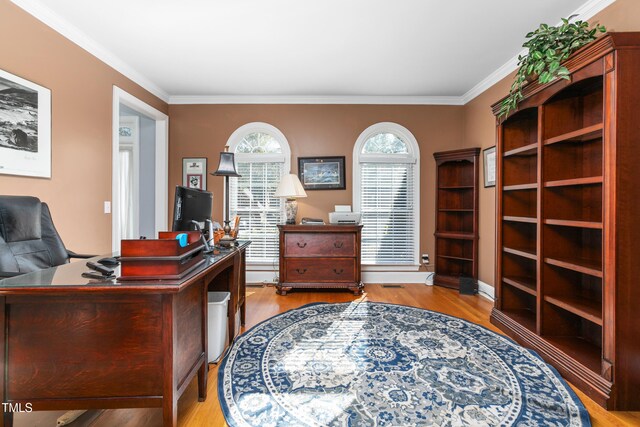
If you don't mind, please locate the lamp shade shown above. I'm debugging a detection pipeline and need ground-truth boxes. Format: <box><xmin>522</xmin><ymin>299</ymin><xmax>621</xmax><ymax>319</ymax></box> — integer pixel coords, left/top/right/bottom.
<box><xmin>211</xmin><ymin>152</ymin><xmax>241</xmax><ymax>177</ymax></box>
<box><xmin>274</xmin><ymin>174</ymin><xmax>307</xmax><ymax>198</ymax></box>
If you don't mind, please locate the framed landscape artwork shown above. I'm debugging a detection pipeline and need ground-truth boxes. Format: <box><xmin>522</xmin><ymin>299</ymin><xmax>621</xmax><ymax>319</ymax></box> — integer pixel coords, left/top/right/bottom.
<box><xmin>0</xmin><ymin>69</ymin><xmax>51</xmax><ymax>178</ymax></box>
<box><xmin>298</xmin><ymin>156</ymin><xmax>346</xmax><ymax>190</ymax></box>
<box><xmin>182</xmin><ymin>157</ymin><xmax>207</xmax><ymax>190</ymax></box>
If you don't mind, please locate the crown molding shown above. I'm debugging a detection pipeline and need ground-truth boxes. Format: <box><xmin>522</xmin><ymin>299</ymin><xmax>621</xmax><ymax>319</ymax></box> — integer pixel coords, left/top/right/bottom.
<box><xmin>461</xmin><ymin>55</ymin><xmax>520</xmax><ymax>104</ymax></box>
<box><xmin>11</xmin><ymin>0</ymin><xmax>616</xmax><ymax>107</ymax></box>
<box><xmin>574</xmin><ymin>0</ymin><xmax>617</xmax><ymax>21</ymax></box>
<box><xmin>460</xmin><ymin>0</ymin><xmax>617</xmax><ymax>104</ymax></box>
<box><xmin>10</xmin><ymin>0</ymin><xmax>170</xmax><ymax>103</ymax></box>
<box><xmin>168</xmin><ymin>95</ymin><xmax>465</xmax><ymax>105</ymax></box>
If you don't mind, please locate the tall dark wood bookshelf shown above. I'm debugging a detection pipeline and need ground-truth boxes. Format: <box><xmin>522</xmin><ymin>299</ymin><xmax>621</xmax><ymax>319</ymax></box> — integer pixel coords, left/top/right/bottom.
<box><xmin>433</xmin><ymin>148</ymin><xmax>480</xmax><ymax>289</ymax></box>
<box><xmin>491</xmin><ymin>33</ymin><xmax>640</xmax><ymax>410</ymax></box>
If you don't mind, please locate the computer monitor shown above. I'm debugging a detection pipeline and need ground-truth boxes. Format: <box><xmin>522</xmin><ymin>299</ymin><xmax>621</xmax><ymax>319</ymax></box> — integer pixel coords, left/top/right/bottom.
<box><xmin>171</xmin><ymin>186</ymin><xmax>213</xmax><ymax>232</ymax></box>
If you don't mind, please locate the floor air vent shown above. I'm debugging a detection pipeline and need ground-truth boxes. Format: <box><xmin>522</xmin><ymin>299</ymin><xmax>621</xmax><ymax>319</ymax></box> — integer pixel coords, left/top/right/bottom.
<box><xmin>381</xmin><ymin>284</ymin><xmax>404</xmax><ymax>288</ymax></box>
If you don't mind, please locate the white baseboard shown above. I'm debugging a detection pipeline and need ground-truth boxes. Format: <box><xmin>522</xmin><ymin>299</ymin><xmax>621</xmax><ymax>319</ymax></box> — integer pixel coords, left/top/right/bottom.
<box><xmin>247</xmin><ymin>271</ymin><xmax>277</xmax><ymax>284</ymax></box>
<box><xmin>478</xmin><ymin>280</ymin><xmax>495</xmax><ymax>301</ymax></box>
<box><xmin>362</xmin><ymin>271</ymin><xmax>429</xmax><ymax>284</ymax></box>
<box><xmin>247</xmin><ymin>267</ymin><xmax>495</xmax><ymax>301</ymax></box>
<box><xmin>247</xmin><ymin>269</ymin><xmax>430</xmax><ymax>284</ymax></box>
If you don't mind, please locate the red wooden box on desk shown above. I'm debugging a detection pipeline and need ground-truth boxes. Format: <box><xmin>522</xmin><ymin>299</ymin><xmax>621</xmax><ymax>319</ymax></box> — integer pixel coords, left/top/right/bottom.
<box><xmin>120</xmin><ymin>231</ymin><xmax>205</xmax><ymax>280</ymax></box>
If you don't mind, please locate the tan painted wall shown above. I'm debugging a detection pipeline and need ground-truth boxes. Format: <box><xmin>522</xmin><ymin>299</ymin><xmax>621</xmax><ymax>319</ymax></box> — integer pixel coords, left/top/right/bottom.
<box><xmin>168</xmin><ymin>104</ymin><xmax>465</xmax><ymax>271</ymax></box>
<box><xmin>4</xmin><ymin>0</ymin><xmax>636</xmax><ymax>275</ymax></box>
<box><xmin>0</xmin><ymin>0</ymin><xmax>168</xmax><ymax>254</ymax></box>
<box><xmin>461</xmin><ymin>0</ymin><xmax>640</xmax><ymax>287</ymax></box>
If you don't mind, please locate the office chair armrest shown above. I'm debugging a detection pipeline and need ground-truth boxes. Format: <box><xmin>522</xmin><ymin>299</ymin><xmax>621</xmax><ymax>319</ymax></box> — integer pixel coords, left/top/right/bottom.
<box><xmin>67</xmin><ymin>250</ymin><xmax>96</xmax><ymax>259</ymax></box>
<box><xmin>0</xmin><ymin>271</ymin><xmax>21</xmax><ymax>278</ymax></box>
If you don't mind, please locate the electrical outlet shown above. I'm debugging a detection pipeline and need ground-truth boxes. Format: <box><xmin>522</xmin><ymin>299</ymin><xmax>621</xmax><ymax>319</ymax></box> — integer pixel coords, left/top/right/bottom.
<box><xmin>421</xmin><ymin>254</ymin><xmax>429</xmax><ymax>264</ymax></box>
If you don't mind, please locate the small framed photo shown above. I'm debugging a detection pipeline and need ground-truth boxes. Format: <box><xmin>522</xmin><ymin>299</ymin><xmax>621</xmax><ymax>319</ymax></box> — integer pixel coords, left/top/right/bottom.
<box><xmin>183</xmin><ymin>157</ymin><xmax>207</xmax><ymax>190</ymax></box>
<box><xmin>187</xmin><ymin>174</ymin><xmax>202</xmax><ymax>189</ymax></box>
<box><xmin>483</xmin><ymin>146</ymin><xmax>496</xmax><ymax>187</ymax></box>
<box><xmin>298</xmin><ymin>156</ymin><xmax>346</xmax><ymax>190</ymax></box>
<box><xmin>0</xmin><ymin>69</ymin><xmax>52</xmax><ymax>178</ymax></box>
<box><xmin>119</xmin><ymin>116</ymin><xmax>139</xmax><ymax>144</ymax></box>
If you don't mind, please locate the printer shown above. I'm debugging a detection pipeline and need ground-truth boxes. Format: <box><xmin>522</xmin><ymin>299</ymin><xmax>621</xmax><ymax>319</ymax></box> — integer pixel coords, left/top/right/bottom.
<box><xmin>329</xmin><ymin>211</ymin><xmax>361</xmax><ymax>224</ymax></box>
<box><xmin>329</xmin><ymin>205</ymin><xmax>361</xmax><ymax>224</ymax></box>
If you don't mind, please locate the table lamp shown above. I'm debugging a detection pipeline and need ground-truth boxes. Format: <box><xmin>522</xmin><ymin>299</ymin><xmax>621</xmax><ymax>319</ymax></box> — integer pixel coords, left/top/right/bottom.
<box><xmin>274</xmin><ymin>174</ymin><xmax>307</xmax><ymax>224</ymax></box>
<box><xmin>211</xmin><ymin>149</ymin><xmax>241</xmax><ymax>248</ymax></box>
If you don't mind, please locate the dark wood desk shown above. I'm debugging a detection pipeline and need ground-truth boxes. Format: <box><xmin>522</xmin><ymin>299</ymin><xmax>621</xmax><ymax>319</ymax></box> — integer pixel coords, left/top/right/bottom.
<box><xmin>0</xmin><ymin>242</ymin><xmax>248</xmax><ymax>427</ymax></box>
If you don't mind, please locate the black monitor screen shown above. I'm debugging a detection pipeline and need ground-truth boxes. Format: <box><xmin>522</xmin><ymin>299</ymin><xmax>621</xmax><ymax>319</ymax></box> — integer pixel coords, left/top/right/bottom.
<box><xmin>172</xmin><ymin>186</ymin><xmax>213</xmax><ymax>232</ymax></box>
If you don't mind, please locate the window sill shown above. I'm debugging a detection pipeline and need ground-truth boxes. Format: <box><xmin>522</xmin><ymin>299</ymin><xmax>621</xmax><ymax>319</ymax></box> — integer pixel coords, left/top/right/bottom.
<box><xmin>247</xmin><ymin>263</ymin><xmax>421</xmax><ymax>272</ymax></box>
<box><xmin>362</xmin><ymin>264</ymin><xmax>421</xmax><ymax>272</ymax></box>
<box><xmin>246</xmin><ymin>262</ymin><xmax>278</xmax><ymax>271</ymax></box>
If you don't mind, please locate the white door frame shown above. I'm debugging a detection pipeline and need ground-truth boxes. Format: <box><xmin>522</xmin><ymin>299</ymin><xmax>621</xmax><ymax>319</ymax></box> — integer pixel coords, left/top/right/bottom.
<box><xmin>118</xmin><ymin>115</ymin><xmax>140</xmax><ymax>239</ymax></box>
<box><xmin>112</xmin><ymin>86</ymin><xmax>169</xmax><ymax>252</ymax></box>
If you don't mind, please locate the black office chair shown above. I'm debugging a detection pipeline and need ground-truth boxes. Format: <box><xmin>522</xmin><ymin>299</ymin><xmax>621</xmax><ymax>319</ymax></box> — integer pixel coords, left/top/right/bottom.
<box><xmin>0</xmin><ymin>196</ymin><xmax>94</xmax><ymax>278</ymax></box>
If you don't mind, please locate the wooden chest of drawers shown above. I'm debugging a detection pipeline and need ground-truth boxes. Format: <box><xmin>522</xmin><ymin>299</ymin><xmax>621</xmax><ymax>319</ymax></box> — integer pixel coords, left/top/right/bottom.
<box><xmin>277</xmin><ymin>224</ymin><xmax>363</xmax><ymax>295</ymax></box>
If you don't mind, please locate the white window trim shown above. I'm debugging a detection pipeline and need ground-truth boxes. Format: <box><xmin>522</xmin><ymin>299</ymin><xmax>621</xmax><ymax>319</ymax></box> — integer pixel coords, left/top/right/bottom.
<box><xmin>225</xmin><ymin>122</ymin><xmax>291</xmax><ymax>266</ymax></box>
<box><xmin>226</xmin><ymin>122</ymin><xmax>291</xmax><ymax>161</ymax></box>
<box><xmin>363</xmin><ymin>264</ymin><xmax>420</xmax><ymax>272</ymax></box>
<box><xmin>353</xmin><ymin>122</ymin><xmax>421</xmax><ymax>267</ymax></box>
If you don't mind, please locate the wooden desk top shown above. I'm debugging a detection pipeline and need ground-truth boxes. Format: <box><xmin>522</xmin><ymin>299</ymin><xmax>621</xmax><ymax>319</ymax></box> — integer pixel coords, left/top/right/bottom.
<box><xmin>0</xmin><ymin>241</ymin><xmax>250</xmax><ymax>295</ymax></box>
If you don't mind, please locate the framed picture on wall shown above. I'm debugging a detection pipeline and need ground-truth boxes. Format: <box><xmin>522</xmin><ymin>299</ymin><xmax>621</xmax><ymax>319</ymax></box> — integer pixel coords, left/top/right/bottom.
<box><xmin>119</xmin><ymin>116</ymin><xmax>139</xmax><ymax>144</ymax></box>
<box><xmin>483</xmin><ymin>146</ymin><xmax>496</xmax><ymax>187</ymax></box>
<box><xmin>182</xmin><ymin>157</ymin><xmax>207</xmax><ymax>190</ymax></box>
<box><xmin>0</xmin><ymin>69</ymin><xmax>52</xmax><ymax>178</ymax></box>
<box><xmin>298</xmin><ymin>156</ymin><xmax>346</xmax><ymax>190</ymax></box>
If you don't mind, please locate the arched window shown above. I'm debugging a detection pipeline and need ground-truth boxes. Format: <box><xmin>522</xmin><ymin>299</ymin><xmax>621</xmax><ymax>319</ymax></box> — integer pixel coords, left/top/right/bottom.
<box><xmin>227</xmin><ymin>123</ymin><xmax>291</xmax><ymax>263</ymax></box>
<box><xmin>353</xmin><ymin>123</ymin><xmax>420</xmax><ymax>266</ymax></box>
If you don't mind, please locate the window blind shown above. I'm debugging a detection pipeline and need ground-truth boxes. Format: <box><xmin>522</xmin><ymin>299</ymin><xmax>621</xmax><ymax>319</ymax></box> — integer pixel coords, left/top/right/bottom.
<box><xmin>359</xmin><ymin>162</ymin><xmax>415</xmax><ymax>265</ymax></box>
<box><xmin>230</xmin><ymin>161</ymin><xmax>284</xmax><ymax>263</ymax></box>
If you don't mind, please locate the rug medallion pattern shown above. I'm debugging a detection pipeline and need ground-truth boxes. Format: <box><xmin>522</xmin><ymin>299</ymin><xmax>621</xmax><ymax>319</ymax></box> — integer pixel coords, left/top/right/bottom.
<box><xmin>219</xmin><ymin>302</ymin><xmax>589</xmax><ymax>426</ymax></box>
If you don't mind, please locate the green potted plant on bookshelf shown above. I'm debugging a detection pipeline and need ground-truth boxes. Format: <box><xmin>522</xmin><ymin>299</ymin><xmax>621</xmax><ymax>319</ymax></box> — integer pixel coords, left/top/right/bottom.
<box><xmin>499</xmin><ymin>16</ymin><xmax>606</xmax><ymax>118</ymax></box>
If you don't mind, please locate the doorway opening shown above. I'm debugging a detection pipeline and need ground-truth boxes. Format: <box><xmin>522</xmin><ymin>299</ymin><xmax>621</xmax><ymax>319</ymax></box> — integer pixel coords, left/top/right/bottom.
<box><xmin>112</xmin><ymin>87</ymin><xmax>168</xmax><ymax>251</ymax></box>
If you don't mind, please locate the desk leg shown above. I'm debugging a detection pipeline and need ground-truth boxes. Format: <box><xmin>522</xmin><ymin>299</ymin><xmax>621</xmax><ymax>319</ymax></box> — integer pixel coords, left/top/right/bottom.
<box><xmin>227</xmin><ymin>253</ymin><xmax>241</xmax><ymax>343</ymax></box>
<box><xmin>227</xmin><ymin>300</ymin><xmax>236</xmax><ymax>346</ymax></box>
<box><xmin>240</xmin><ymin>250</ymin><xmax>246</xmax><ymax>327</ymax></box>
<box><xmin>199</xmin><ymin>280</ymin><xmax>208</xmax><ymax>402</ymax></box>
<box><xmin>240</xmin><ymin>297</ymin><xmax>246</xmax><ymax>327</ymax></box>
<box><xmin>197</xmin><ymin>362</ymin><xmax>207</xmax><ymax>402</ymax></box>
<box><xmin>1</xmin><ymin>412</ymin><xmax>12</xmax><ymax>427</ymax></box>
<box><xmin>0</xmin><ymin>297</ymin><xmax>7</xmax><ymax>427</ymax></box>
<box><xmin>162</xmin><ymin>295</ymin><xmax>178</xmax><ymax>427</ymax></box>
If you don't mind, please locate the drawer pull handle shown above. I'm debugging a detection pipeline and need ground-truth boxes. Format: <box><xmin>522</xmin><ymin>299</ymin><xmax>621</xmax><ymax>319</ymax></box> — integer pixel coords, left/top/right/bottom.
<box><xmin>297</xmin><ymin>242</ymin><xmax>307</xmax><ymax>248</ymax></box>
<box><xmin>333</xmin><ymin>268</ymin><xmax>344</xmax><ymax>275</ymax></box>
<box><xmin>334</xmin><ymin>241</ymin><xmax>344</xmax><ymax>248</ymax></box>
<box><xmin>296</xmin><ymin>268</ymin><xmax>307</xmax><ymax>274</ymax></box>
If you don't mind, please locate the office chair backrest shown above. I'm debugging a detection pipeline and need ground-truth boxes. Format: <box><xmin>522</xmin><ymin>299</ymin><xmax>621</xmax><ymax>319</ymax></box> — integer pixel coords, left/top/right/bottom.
<box><xmin>0</xmin><ymin>196</ymin><xmax>69</xmax><ymax>274</ymax></box>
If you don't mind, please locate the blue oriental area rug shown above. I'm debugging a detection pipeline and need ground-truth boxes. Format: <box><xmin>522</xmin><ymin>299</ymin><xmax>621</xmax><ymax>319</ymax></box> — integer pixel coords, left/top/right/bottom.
<box><xmin>219</xmin><ymin>302</ymin><xmax>590</xmax><ymax>426</ymax></box>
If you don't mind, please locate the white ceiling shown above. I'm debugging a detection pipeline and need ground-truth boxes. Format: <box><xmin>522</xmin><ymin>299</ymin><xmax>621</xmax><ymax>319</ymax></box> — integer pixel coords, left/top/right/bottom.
<box><xmin>12</xmin><ymin>0</ymin><xmax>613</xmax><ymax>103</ymax></box>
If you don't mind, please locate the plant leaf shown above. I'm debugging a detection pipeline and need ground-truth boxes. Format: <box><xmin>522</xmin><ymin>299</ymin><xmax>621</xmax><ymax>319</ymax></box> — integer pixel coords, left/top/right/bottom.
<box><xmin>498</xmin><ymin>16</ymin><xmax>606</xmax><ymax>120</ymax></box>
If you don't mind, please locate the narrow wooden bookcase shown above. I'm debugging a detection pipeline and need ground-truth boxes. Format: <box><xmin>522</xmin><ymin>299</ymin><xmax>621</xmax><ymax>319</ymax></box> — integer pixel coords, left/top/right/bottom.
<box><xmin>433</xmin><ymin>148</ymin><xmax>480</xmax><ymax>289</ymax></box>
<box><xmin>491</xmin><ymin>33</ymin><xmax>640</xmax><ymax>410</ymax></box>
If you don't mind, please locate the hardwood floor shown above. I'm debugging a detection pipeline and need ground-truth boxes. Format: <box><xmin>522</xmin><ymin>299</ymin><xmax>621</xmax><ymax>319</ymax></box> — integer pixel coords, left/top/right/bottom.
<box><xmin>14</xmin><ymin>284</ymin><xmax>640</xmax><ymax>426</ymax></box>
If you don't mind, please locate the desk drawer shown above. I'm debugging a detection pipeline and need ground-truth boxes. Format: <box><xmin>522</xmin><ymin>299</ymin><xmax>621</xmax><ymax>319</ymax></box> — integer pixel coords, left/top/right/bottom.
<box><xmin>284</xmin><ymin>233</ymin><xmax>355</xmax><ymax>257</ymax></box>
<box><xmin>284</xmin><ymin>258</ymin><xmax>356</xmax><ymax>282</ymax></box>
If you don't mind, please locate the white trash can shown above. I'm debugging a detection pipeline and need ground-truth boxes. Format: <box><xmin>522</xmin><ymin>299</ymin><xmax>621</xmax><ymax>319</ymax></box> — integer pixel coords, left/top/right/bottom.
<box><xmin>207</xmin><ymin>292</ymin><xmax>230</xmax><ymax>363</ymax></box>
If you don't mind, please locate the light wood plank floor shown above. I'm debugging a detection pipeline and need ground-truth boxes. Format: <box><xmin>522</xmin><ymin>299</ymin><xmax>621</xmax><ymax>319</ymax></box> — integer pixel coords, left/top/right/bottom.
<box><xmin>15</xmin><ymin>284</ymin><xmax>640</xmax><ymax>426</ymax></box>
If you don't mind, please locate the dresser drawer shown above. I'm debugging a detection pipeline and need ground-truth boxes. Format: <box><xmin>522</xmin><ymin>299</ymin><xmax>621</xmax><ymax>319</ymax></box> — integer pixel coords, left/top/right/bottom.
<box><xmin>284</xmin><ymin>233</ymin><xmax>355</xmax><ymax>257</ymax></box>
<box><xmin>284</xmin><ymin>258</ymin><xmax>356</xmax><ymax>283</ymax></box>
